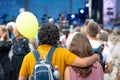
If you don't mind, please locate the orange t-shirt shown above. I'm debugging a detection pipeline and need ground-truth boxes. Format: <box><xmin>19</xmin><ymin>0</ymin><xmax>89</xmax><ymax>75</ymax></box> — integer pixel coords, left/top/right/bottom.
<box><xmin>19</xmin><ymin>44</ymin><xmax>77</xmax><ymax>80</ymax></box>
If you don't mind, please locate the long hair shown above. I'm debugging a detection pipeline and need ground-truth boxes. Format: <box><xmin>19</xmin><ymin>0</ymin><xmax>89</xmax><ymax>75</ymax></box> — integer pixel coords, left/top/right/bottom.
<box><xmin>68</xmin><ymin>32</ymin><xmax>94</xmax><ymax>77</ymax></box>
<box><xmin>38</xmin><ymin>23</ymin><xmax>60</xmax><ymax>47</ymax></box>
<box><xmin>0</xmin><ymin>25</ymin><xmax>10</xmax><ymax>40</ymax></box>
<box><xmin>13</xmin><ymin>26</ymin><xmax>24</xmax><ymax>39</ymax></box>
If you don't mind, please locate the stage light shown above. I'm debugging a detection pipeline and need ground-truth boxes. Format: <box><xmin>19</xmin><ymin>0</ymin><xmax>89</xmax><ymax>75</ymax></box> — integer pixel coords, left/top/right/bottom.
<box><xmin>71</xmin><ymin>14</ymin><xmax>75</xmax><ymax>18</ymax></box>
<box><xmin>85</xmin><ymin>3</ymin><xmax>89</xmax><ymax>7</ymax></box>
<box><xmin>80</xmin><ymin>9</ymin><xmax>84</xmax><ymax>14</ymax></box>
<box><xmin>67</xmin><ymin>14</ymin><xmax>79</xmax><ymax>25</ymax></box>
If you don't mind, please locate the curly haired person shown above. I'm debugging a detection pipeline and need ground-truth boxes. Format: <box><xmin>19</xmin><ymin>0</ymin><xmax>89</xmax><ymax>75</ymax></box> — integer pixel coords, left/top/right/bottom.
<box><xmin>19</xmin><ymin>23</ymin><xmax>100</xmax><ymax>80</ymax></box>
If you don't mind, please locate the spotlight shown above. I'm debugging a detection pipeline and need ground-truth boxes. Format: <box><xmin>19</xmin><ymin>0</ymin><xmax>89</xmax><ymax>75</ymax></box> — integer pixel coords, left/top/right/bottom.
<box><xmin>71</xmin><ymin>14</ymin><xmax>75</xmax><ymax>18</ymax></box>
<box><xmin>85</xmin><ymin>3</ymin><xmax>89</xmax><ymax>7</ymax></box>
<box><xmin>67</xmin><ymin>14</ymin><xmax>78</xmax><ymax>25</ymax></box>
<box><xmin>80</xmin><ymin>9</ymin><xmax>84</xmax><ymax>14</ymax></box>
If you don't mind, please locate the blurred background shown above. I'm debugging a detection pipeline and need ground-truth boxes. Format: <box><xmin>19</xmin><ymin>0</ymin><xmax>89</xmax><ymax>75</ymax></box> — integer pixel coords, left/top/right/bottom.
<box><xmin>0</xmin><ymin>0</ymin><xmax>120</xmax><ymax>30</ymax></box>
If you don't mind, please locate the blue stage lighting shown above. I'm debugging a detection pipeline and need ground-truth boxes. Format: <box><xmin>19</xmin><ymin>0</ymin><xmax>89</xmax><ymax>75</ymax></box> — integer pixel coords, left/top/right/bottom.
<box><xmin>71</xmin><ymin>14</ymin><xmax>75</xmax><ymax>18</ymax></box>
<box><xmin>80</xmin><ymin>9</ymin><xmax>84</xmax><ymax>14</ymax></box>
<box><xmin>85</xmin><ymin>3</ymin><xmax>89</xmax><ymax>7</ymax></box>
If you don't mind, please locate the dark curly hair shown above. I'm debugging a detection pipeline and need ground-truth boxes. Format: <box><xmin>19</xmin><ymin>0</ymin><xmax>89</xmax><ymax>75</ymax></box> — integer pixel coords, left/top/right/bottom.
<box><xmin>38</xmin><ymin>23</ymin><xmax>60</xmax><ymax>47</ymax></box>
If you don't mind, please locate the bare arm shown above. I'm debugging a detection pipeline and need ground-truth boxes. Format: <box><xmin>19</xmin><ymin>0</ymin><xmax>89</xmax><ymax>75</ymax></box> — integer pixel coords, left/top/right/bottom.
<box><xmin>64</xmin><ymin>66</ymin><xmax>71</xmax><ymax>80</ymax></box>
<box><xmin>72</xmin><ymin>54</ymin><xmax>99</xmax><ymax>67</ymax></box>
<box><xmin>18</xmin><ymin>76</ymin><xmax>27</xmax><ymax>80</ymax></box>
<box><xmin>29</xmin><ymin>39</ymin><xmax>38</xmax><ymax>49</ymax></box>
<box><xmin>104</xmin><ymin>61</ymin><xmax>113</xmax><ymax>73</ymax></box>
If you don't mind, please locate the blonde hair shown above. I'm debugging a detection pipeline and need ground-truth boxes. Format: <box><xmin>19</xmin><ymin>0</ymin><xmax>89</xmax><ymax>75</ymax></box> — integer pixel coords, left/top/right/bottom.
<box><xmin>0</xmin><ymin>25</ymin><xmax>10</xmax><ymax>40</ymax></box>
<box><xmin>13</xmin><ymin>26</ymin><xmax>24</xmax><ymax>38</ymax></box>
<box><xmin>108</xmin><ymin>30</ymin><xmax>120</xmax><ymax>45</ymax></box>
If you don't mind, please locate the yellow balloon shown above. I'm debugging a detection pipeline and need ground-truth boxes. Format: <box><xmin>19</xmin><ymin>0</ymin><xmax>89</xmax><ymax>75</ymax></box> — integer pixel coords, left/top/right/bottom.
<box><xmin>16</xmin><ymin>12</ymin><xmax>38</xmax><ymax>39</ymax></box>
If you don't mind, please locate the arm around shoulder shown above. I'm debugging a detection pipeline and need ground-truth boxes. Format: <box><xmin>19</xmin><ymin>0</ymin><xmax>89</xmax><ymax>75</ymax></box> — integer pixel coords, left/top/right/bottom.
<box><xmin>72</xmin><ymin>54</ymin><xmax>100</xmax><ymax>67</ymax></box>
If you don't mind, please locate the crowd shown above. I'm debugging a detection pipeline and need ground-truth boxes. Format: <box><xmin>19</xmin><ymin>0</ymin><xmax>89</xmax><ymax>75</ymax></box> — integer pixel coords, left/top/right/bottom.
<box><xmin>0</xmin><ymin>12</ymin><xmax>120</xmax><ymax>80</ymax></box>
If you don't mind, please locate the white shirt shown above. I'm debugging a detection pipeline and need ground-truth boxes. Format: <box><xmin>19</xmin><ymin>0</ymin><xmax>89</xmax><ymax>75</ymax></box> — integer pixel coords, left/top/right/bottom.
<box><xmin>89</xmin><ymin>40</ymin><xmax>112</xmax><ymax>63</ymax></box>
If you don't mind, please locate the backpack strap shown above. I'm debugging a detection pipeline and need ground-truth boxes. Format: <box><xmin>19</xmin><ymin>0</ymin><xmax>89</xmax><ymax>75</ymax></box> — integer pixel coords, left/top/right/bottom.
<box><xmin>33</xmin><ymin>50</ymin><xmax>40</xmax><ymax>61</ymax></box>
<box><xmin>33</xmin><ymin>47</ymin><xmax>56</xmax><ymax>61</ymax></box>
<box><xmin>47</xmin><ymin>47</ymin><xmax>56</xmax><ymax>61</ymax></box>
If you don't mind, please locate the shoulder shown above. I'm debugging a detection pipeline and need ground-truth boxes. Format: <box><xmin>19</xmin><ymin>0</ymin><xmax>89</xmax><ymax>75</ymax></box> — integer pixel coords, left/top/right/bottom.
<box><xmin>90</xmin><ymin>41</ymin><xmax>101</xmax><ymax>48</ymax></box>
<box><xmin>55</xmin><ymin>47</ymin><xmax>70</xmax><ymax>53</ymax></box>
<box><xmin>103</xmin><ymin>45</ymin><xmax>111</xmax><ymax>54</ymax></box>
<box><xmin>55</xmin><ymin>47</ymin><xmax>76</xmax><ymax>56</ymax></box>
<box><xmin>55</xmin><ymin>47</ymin><xmax>77</xmax><ymax>62</ymax></box>
<box><xmin>94</xmin><ymin>61</ymin><xmax>102</xmax><ymax>68</ymax></box>
<box><xmin>24</xmin><ymin>51</ymin><xmax>35</xmax><ymax>61</ymax></box>
<box><xmin>23</xmin><ymin>38</ymin><xmax>29</xmax><ymax>41</ymax></box>
<box><xmin>0</xmin><ymin>41</ymin><xmax>6</xmax><ymax>47</ymax></box>
<box><xmin>93</xmin><ymin>61</ymin><xmax>103</xmax><ymax>74</ymax></box>
<box><xmin>12</xmin><ymin>37</ymin><xmax>16</xmax><ymax>43</ymax></box>
<box><xmin>23</xmin><ymin>38</ymin><xmax>29</xmax><ymax>43</ymax></box>
<box><xmin>53</xmin><ymin>47</ymin><xmax>77</xmax><ymax>60</ymax></box>
<box><xmin>98</xmin><ymin>40</ymin><xmax>104</xmax><ymax>44</ymax></box>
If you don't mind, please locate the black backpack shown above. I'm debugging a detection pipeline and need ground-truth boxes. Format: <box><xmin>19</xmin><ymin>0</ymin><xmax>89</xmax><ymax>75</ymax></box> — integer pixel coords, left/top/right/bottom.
<box><xmin>94</xmin><ymin>44</ymin><xmax>105</xmax><ymax>70</ymax></box>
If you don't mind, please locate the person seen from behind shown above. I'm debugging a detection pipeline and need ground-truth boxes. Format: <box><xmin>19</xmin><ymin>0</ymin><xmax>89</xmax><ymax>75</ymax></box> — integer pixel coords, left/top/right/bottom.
<box><xmin>19</xmin><ymin>23</ymin><xmax>101</xmax><ymax>80</ymax></box>
<box><xmin>0</xmin><ymin>25</ymin><xmax>13</xmax><ymax>80</ymax></box>
<box><xmin>11</xmin><ymin>25</ymin><xmax>30</xmax><ymax>80</ymax></box>
<box><xmin>64</xmin><ymin>32</ymin><xmax>103</xmax><ymax>80</ymax></box>
<box><xmin>85</xmin><ymin>21</ymin><xmax>113</xmax><ymax>73</ymax></box>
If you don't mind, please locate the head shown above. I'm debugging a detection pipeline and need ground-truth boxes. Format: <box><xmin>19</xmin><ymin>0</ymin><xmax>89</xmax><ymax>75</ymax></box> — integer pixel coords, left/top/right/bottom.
<box><xmin>48</xmin><ymin>18</ymin><xmax>54</xmax><ymax>24</ymax></box>
<box><xmin>66</xmin><ymin>32</ymin><xmax>94</xmax><ymax>77</ymax></box>
<box><xmin>108</xmin><ymin>29</ymin><xmax>120</xmax><ymax>45</ymax></box>
<box><xmin>10</xmin><ymin>16</ymin><xmax>14</xmax><ymax>22</ymax></box>
<box><xmin>67</xmin><ymin>32</ymin><xmax>93</xmax><ymax>57</ymax></box>
<box><xmin>7</xmin><ymin>25</ymin><xmax>13</xmax><ymax>33</ymax></box>
<box><xmin>38</xmin><ymin>23</ymin><xmax>60</xmax><ymax>47</ymax></box>
<box><xmin>13</xmin><ymin>26</ymin><xmax>23</xmax><ymax>38</ymax></box>
<box><xmin>84</xmin><ymin>19</ymin><xmax>94</xmax><ymax>26</ymax></box>
<box><xmin>80</xmin><ymin>26</ymin><xmax>87</xmax><ymax>36</ymax></box>
<box><xmin>6</xmin><ymin>22</ymin><xmax>16</xmax><ymax>33</ymax></box>
<box><xmin>86</xmin><ymin>21</ymin><xmax>99</xmax><ymax>37</ymax></box>
<box><xmin>72</xmin><ymin>27</ymin><xmax>81</xmax><ymax>33</ymax></box>
<box><xmin>97</xmin><ymin>32</ymin><xmax>109</xmax><ymax>41</ymax></box>
<box><xmin>0</xmin><ymin>25</ymin><xmax>9</xmax><ymax>40</ymax></box>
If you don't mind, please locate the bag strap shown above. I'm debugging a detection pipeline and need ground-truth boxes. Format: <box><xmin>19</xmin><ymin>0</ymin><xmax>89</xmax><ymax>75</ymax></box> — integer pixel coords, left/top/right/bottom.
<box><xmin>33</xmin><ymin>50</ymin><xmax>40</xmax><ymax>61</ymax></box>
<box><xmin>47</xmin><ymin>47</ymin><xmax>56</xmax><ymax>61</ymax></box>
<box><xmin>33</xmin><ymin>47</ymin><xmax>56</xmax><ymax>61</ymax></box>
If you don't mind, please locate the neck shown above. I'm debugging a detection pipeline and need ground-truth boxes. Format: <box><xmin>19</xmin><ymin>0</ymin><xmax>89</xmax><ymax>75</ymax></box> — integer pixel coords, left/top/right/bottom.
<box><xmin>87</xmin><ymin>35</ymin><xmax>104</xmax><ymax>43</ymax></box>
<box><xmin>87</xmin><ymin>36</ymin><xmax>98</xmax><ymax>40</ymax></box>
